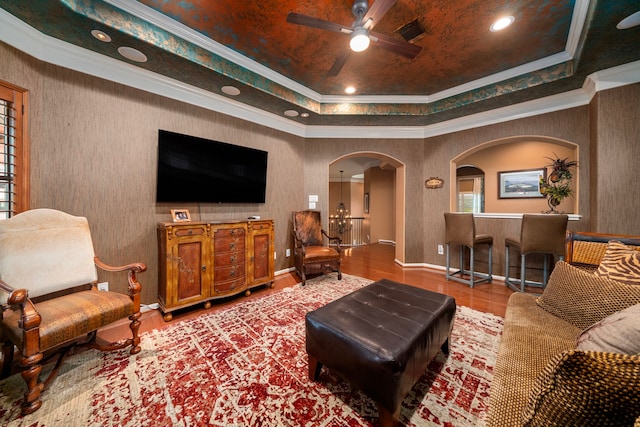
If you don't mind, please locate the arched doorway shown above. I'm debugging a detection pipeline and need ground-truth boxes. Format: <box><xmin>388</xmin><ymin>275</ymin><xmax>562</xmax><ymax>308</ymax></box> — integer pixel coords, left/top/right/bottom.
<box><xmin>329</xmin><ymin>152</ymin><xmax>406</xmax><ymax>263</ymax></box>
<box><xmin>450</xmin><ymin>136</ymin><xmax>579</xmax><ymax>214</ymax></box>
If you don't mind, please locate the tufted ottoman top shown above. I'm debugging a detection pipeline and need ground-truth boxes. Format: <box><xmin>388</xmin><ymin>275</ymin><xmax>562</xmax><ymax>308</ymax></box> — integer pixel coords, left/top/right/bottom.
<box><xmin>305</xmin><ymin>278</ymin><xmax>456</xmax><ymax>415</ymax></box>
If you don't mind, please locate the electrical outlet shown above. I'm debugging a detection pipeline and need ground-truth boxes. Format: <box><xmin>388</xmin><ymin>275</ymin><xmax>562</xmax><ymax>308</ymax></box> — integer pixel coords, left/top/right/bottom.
<box><xmin>437</xmin><ymin>244</ymin><xmax>444</xmax><ymax>255</ymax></box>
<box><xmin>97</xmin><ymin>282</ymin><xmax>109</xmax><ymax>292</ymax></box>
<box><xmin>274</xmin><ymin>251</ymin><xmax>277</xmax><ymax>260</ymax></box>
<box><xmin>286</xmin><ymin>248</ymin><xmax>291</xmax><ymax>257</ymax></box>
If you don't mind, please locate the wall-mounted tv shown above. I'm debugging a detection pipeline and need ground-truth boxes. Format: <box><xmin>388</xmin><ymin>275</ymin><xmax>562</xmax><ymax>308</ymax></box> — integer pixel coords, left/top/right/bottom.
<box><xmin>156</xmin><ymin>130</ymin><xmax>268</xmax><ymax>203</ymax></box>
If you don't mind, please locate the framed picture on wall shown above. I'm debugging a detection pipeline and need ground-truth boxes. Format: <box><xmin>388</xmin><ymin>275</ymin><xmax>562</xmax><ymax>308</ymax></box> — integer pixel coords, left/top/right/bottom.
<box><xmin>498</xmin><ymin>169</ymin><xmax>546</xmax><ymax>199</ymax></box>
<box><xmin>171</xmin><ymin>209</ymin><xmax>191</xmax><ymax>222</ymax></box>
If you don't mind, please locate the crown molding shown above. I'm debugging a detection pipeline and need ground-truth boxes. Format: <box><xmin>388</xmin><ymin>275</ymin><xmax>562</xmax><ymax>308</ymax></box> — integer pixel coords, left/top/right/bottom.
<box><xmin>1</xmin><ymin>7</ymin><xmax>639</xmax><ymax>140</ymax></box>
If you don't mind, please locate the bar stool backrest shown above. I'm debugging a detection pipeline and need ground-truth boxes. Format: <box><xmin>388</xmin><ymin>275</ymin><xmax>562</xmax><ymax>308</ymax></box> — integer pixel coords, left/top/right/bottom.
<box><xmin>444</xmin><ymin>213</ymin><xmax>476</xmax><ymax>248</ymax></box>
<box><xmin>520</xmin><ymin>214</ymin><xmax>568</xmax><ymax>256</ymax></box>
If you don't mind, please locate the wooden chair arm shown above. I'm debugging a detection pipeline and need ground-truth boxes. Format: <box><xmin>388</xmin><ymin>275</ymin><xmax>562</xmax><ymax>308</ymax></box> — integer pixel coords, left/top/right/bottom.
<box><xmin>0</xmin><ymin>279</ymin><xmax>42</xmax><ymax>350</ymax></box>
<box><xmin>322</xmin><ymin>229</ymin><xmax>342</xmax><ymax>251</ymax></box>
<box><xmin>94</xmin><ymin>257</ymin><xmax>146</xmax><ymax>274</ymax></box>
<box><xmin>94</xmin><ymin>257</ymin><xmax>146</xmax><ymax>300</ymax></box>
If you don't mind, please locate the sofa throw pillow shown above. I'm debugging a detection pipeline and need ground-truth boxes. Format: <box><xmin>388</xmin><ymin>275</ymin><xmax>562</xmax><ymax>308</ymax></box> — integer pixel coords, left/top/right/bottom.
<box><xmin>576</xmin><ymin>303</ymin><xmax>640</xmax><ymax>354</ymax></box>
<box><xmin>595</xmin><ymin>240</ymin><xmax>640</xmax><ymax>286</ymax></box>
<box><xmin>537</xmin><ymin>261</ymin><xmax>640</xmax><ymax>330</ymax></box>
<box><xmin>522</xmin><ymin>350</ymin><xmax>640</xmax><ymax>427</ymax></box>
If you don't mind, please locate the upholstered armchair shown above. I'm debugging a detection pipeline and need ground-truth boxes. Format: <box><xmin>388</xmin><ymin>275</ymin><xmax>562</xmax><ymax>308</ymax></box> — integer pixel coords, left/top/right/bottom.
<box><xmin>0</xmin><ymin>208</ymin><xmax>146</xmax><ymax>415</ymax></box>
<box><xmin>292</xmin><ymin>210</ymin><xmax>342</xmax><ymax>285</ymax></box>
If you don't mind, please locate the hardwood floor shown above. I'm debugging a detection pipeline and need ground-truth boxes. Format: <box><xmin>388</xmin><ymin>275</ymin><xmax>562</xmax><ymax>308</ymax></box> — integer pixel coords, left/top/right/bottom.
<box><xmin>98</xmin><ymin>243</ymin><xmax>513</xmax><ymax>343</ymax></box>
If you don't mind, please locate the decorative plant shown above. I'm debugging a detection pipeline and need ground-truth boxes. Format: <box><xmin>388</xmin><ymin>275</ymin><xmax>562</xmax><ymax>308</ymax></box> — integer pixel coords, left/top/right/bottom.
<box><xmin>539</xmin><ymin>154</ymin><xmax>578</xmax><ymax>213</ymax></box>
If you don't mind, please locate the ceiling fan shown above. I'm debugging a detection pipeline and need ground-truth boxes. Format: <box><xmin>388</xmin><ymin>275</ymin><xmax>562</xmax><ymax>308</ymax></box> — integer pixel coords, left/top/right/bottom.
<box><xmin>286</xmin><ymin>0</ymin><xmax>422</xmax><ymax>77</ymax></box>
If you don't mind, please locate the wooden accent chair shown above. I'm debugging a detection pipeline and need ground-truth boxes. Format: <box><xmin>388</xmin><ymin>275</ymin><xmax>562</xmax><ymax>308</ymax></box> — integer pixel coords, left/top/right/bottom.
<box><xmin>292</xmin><ymin>210</ymin><xmax>342</xmax><ymax>285</ymax></box>
<box><xmin>0</xmin><ymin>208</ymin><xmax>146</xmax><ymax>415</ymax></box>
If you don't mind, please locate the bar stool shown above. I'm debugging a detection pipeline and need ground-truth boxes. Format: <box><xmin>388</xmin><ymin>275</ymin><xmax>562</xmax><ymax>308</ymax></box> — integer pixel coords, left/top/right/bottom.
<box><xmin>444</xmin><ymin>213</ymin><xmax>493</xmax><ymax>288</ymax></box>
<box><xmin>505</xmin><ymin>214</ymin><xmax>568</xmax><ymax>292</ymax></box>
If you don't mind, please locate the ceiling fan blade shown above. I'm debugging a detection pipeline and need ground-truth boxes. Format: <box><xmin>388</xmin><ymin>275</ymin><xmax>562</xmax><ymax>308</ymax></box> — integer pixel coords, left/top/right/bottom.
<box><xmin>362</xmin><ymin>0</ymin><xmax>397</xmax><ymax>29</ymax></box>
<box><xmin>286</xmin><ymin>12</ymin><xmax>351</xmax><ymax>34</ymax></box>
<box><xmin>327</xmin><ymin>52</ymin><xmax>351</xmax><ymax>77</ymax></box>
<box><xmin>370</xmin><ymin>31</ymin><xmax>422</xmax><ymax>59</ymax></box>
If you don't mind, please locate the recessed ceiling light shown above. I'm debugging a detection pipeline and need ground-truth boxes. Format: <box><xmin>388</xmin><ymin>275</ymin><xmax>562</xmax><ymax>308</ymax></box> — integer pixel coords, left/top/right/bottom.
<box><xmin>117</xmin><ymin>46</ymin><xmax>147</xmax><ymax>62</ymax></box>
<box><xmin>91</xmin><ymin>29</ymin><xmax>111</xmax><ymax>42</ymax></box>
<box><xmin>284</xmin><ymin>110</ymin><xmax>299</xmax><ymax>117</ymax></box>
<box><xmin>490</xmin><ymin>16</ymin><xmax>515</xmax><ymax>32</ymax></box>
<box><xmin>221</xmin><ymin>86</ymin><xmax>241</xmax><ymax>96</ymax></box>
<box><xmin>345</xmin><ymin>86</ymin><xmax>356</xmax><ymax>94</ymax></box>
<box><xmin>617</xmin><ymin>10</ymin><xmax>640</xmax><ymax>29</ymax></box>
<box><xmin>300</xmin><ymin>112</ymin><xmax>310</xmax><ymax>118</ymax></box>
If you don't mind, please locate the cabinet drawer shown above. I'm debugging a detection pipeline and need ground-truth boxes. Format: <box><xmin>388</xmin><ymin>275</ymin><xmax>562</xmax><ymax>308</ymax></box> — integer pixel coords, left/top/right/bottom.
<box><xmin>214</xmin><ymin>251</ymin><xmax>245</xmax><ymax>266</ymax></box>
<box><xmin>214</xmin><ymin>264</ymin><xmax>245</xmax><ymax>282</ymax></box>
<box><xmin>174</xmin><ymin>226</ymin><xmax>206</xmax><ymax>237</ymax></box>
<box><xmin>250</xmin><ymin>222</ymin><xmax>272</xmax><ymax>231</ymax></box>
<box><xmin>214</xmin><ymin>236</ymin><xmax>245</xmax><ymax>252</ymax></box>
<box><xmin>214</xmin><ymin>227</ymin><xmax>245</xmax><ymax>239</ymax></box>
<box><xmin>213</xmin><ymin>277</ymin><xmax>246</xmax><ymax>295</ymax></box>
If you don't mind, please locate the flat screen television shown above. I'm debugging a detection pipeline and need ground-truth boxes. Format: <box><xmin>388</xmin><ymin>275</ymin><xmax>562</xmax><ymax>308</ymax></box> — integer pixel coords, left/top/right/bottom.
<box><xmin>156</xmin><ymin>130</ymin><xmax>268</xmax><ymax>203</ymax></box>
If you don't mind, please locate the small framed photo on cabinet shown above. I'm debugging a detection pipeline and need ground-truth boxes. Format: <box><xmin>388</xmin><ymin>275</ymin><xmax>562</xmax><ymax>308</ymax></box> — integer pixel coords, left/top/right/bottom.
<box><xmin>171</xmin><ymin>209</ymin><xmax>191</xmax><ymax>222</ymax></box>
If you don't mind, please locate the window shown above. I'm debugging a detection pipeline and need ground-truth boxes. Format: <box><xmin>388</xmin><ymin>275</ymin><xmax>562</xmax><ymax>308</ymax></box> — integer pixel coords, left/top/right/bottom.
<box><xmin>0</xmin><ymin>81</ymin><xmax>28</xmax><ymax>219</ymax></box>
<box><xmin>456</xmin><ymin>166</ymin><xmax>485</xmax><ymax>213</ymax></box>
<box><xmin>457</xmin><ymin>177</ymin><xmax>485</xmax><ymax>213</ymax></box>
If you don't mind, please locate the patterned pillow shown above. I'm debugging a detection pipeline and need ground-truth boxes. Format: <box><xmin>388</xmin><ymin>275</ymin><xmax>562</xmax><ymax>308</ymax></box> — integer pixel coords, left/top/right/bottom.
<box><xmin>576</xmin><ymin>304</ymin><xmax>640</xmax><ymax>354</ymax></box>
<box><xmin>595</xmin><ymin>240</ymin><xmax>640</xmax><ymax>285</ymax></box>
<box><xmin>522</xmin><ymin>350</ymin><xmax>640</xmax><ymax>427</ymax></box>
<box><xmin>537</xmin><ymin>261</ymin><xmax>640</xmax><ymax>330</ymax></box>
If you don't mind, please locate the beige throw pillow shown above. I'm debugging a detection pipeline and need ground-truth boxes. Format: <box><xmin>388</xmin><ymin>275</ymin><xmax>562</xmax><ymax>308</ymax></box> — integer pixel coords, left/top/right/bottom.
<box><xmin>576</xmin><ymin>303</ymin><xmax>640</xmax><ymax>354</ymax></box>
<box><xmin>595</xmin><ymin>240</ymin><xmax>640</xmax><ymax>286</ymax></box>
<box><xmin>537</xmin><ymin>261</ymin><xmax>640</xmax><ymax>330</ymax></box>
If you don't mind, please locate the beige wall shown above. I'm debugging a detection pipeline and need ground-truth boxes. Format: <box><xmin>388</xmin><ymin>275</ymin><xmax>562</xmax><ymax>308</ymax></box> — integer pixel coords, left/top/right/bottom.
<box><xmin>590</xmin><ymin>84</ymin><xmax>640</xmax><ymax>233</ymax></box>
<box><xmin>0</xmin><ymin>41</ymin><xmax>304</xmax><ymax>303</ymax></box>
<box><xmin>2</xmin><ymin>39</ymin><xmax>639</xmax><ymax>303</ymax></box>
<box><xmin>366</xmin><ymin>167</ymin><xmax>395</xmax><ymax>243</ymax></box>
<box><xmin>459</xmin><ymin>140</ymin><xmax>576</xmax><ymax>213</ymax></box>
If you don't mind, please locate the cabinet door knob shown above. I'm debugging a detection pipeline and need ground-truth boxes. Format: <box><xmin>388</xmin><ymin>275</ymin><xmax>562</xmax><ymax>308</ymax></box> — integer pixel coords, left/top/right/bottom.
<box><xmin>202</xmin><ymin>265</ymin><xmax>206</xmax><ymax>272</ymax></box>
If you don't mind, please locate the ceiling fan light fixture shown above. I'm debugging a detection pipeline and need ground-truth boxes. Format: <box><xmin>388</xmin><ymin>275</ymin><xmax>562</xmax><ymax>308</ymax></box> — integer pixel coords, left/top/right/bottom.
<box><xmin>350</xmin><ymin>27</ymin><xmax>370</xmax><ymax>52</ymax></box>
<box><xmin>490</xmin><ymin>16</ymin><xmax>515</xmax><ymax>32</ymax></box>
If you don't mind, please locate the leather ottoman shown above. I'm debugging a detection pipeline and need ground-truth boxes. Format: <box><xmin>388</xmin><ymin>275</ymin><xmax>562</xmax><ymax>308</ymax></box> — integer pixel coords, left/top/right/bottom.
<box><xmin>305</xmin><ymin>278</ymin><xmax>456</xmax><ymax>427</ymax></box>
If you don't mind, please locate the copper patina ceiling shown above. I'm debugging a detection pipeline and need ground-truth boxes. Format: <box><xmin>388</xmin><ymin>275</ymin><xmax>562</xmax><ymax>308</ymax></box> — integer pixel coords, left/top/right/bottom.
<box><xmin>0</xmin><ymin>0</ymin><xmax>639</xmax><ymax>126</ymax></box>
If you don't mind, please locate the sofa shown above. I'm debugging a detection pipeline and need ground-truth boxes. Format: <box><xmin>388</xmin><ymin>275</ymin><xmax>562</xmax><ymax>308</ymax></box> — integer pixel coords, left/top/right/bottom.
<box><xmin>487</xmin><ymin>231</ymin><xmax>640</xmax><ymax>427</ymax></box>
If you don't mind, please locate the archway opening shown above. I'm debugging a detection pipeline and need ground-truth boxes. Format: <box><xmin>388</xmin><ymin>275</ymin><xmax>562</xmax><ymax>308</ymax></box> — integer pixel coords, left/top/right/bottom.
<box><xmin>330</xmin><ymin>152</ymin><xmax>406</xmax><ymax>263</ymax></box>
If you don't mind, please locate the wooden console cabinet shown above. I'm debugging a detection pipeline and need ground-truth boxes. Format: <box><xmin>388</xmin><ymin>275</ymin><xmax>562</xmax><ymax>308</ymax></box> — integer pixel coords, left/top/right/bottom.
<box><xmin>157</xmin><ymin>219</ymin><xmax>274</xmax><ymax>321</ymax></box>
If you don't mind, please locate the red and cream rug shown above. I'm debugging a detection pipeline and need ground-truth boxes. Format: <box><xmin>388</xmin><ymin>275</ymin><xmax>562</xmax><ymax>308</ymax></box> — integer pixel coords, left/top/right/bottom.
<box><xmin>0</xmin><ymin>274</ymin><xmax>503</xmax><ymax>426</ymax></box>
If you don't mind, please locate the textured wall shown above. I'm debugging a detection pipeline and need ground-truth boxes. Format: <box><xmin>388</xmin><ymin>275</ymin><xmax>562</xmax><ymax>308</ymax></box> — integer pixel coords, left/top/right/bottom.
<box><xmin>0</xmin><ymin>42</ymin><xmax>304</xmax><ymax>304</ymax></box>
<box><xmin>1</xmin><ymin>39</ymin><xmax>638</xmax><ymax>304</ymax></box>
<box><xmin>304</xmin><ymin>138</ymin><xmax>425</xmax><ymax>262</ymax></box>
<box><xmin>421</xmin><ymin>107</ymin><xmax>591</xmax><ymax>268</ymax></box>
<box><xmin>591</xmin><ymin>84</ymin><xmax>640</xmax><ymax>235</ymax></box>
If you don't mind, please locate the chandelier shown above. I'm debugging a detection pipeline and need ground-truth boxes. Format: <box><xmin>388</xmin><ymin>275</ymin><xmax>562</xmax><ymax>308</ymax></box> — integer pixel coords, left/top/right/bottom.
<box><xmin>333</xmin><ymin>170</ymin><xmax>352</xmax><ymax>235</ymax></box>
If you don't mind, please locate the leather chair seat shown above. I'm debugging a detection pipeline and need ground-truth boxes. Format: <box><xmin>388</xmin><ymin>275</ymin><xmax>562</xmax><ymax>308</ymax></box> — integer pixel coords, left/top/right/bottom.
<box><xmin>2</xmin><ymin>290</ymin><xmax>134</xmax><ymax>350</ymax></box>
<box><xmin>475</xmin><ymin>234</ymin><xmax>494</xmax><ymax>245</ymax></box>
<box><xmin>300</xmin><ymin>246</ymin><xmax>340</xmax><ymax>262</ymax></box>
<box><xmin>305</xmin><ymin>279</ymin><xmax>456</xmax><ymax>427</ymax></box>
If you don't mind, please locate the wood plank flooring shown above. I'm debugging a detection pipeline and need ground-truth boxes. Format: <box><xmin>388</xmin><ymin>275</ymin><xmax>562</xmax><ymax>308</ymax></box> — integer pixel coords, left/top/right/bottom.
<box><xmin>98</xmin><ymin>243</ymin><xmax>513</xmax><ymax>343</ymax></box>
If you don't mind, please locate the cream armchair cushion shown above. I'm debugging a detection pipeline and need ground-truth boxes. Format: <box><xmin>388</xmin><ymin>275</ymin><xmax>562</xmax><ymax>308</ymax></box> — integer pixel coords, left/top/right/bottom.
<box><xmin>0</xmin><ymin>209</ymin><xmax>98</xmax><ymax>302</ymax></box>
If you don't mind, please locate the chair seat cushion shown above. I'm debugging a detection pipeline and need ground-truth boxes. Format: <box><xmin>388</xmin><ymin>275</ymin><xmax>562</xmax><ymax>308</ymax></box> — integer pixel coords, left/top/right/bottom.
<box><xmin>303</xmin><ymin>246</ymin><xmax>340</xmax><ymax>262</ymax></box>
<box><xmin>474</xmin><ymin>234</ymin><xmax>493</xmax><ymax>246</ymax></box>
<box><xmin>2</xmin><ymin>290</ymin><xmax>133</xmax><ymax>352</ymax></box>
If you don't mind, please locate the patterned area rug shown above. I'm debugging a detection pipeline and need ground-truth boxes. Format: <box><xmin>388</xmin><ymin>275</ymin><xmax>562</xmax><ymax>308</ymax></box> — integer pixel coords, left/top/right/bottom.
<box><xmin>0</xmin><ymin>274</ymin><xmax>503</xmax><ymax>426</ymax></box>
